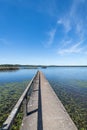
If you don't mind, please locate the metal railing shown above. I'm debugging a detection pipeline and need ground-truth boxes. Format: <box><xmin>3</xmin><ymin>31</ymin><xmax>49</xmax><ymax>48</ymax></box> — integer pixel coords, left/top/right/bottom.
<box><xmin>2</xmin><ymin>71</ymin><xmax>39</xmax><ymax>130</ymax></box>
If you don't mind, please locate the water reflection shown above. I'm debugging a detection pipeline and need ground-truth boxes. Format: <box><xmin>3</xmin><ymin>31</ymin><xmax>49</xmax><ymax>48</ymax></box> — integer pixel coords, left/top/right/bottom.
<box><xmin>0</xmin><ymin>69</ymin><xmax>37</xmax><ymax>83</ymax></box>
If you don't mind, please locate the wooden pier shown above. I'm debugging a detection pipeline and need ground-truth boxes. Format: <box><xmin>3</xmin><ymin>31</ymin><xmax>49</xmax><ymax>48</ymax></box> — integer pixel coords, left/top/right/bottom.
<box><xmin>2</xmin><ymin>71</ymin><xmax>78</xmax><ymax>130</ymax></box>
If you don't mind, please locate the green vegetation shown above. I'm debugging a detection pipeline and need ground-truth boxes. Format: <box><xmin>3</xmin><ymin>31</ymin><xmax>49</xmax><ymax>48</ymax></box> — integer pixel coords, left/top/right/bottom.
<box><xmin>0</xmin><ymin>64</ymin><xmax>20</xmax><ymax>71</ymax></box>
<box><xmin>0</xmin><ymin>64</ymin><xmax>48</xmax><ymax>70</ymax></box>
<box><xmin>11</xmin><ymin>106</ymin><xmax>23</xmax><ymax>130</ymax></box>
<box><xmin>0</xmin><ymin>71</ymin><xmax>87</xmax><ymax>130</ymax></box>
<box><xmin>0</xmin><ymin>80</ymin><xmax>29</xmax><ymax>129</ymax></box>
<box><xmin>49</xmin><ymin>80</ymin><xmax>87</xmax><ymax>130</ymax></box>
<box><xmin>76</xmin><ymin>80</ymin><xmax>87</xmax><ymax>88</ymax></box>
<box><xmin>1</xmin><ymin>64</ymin><xmax>87</xmax><ymax>71</ymax></box>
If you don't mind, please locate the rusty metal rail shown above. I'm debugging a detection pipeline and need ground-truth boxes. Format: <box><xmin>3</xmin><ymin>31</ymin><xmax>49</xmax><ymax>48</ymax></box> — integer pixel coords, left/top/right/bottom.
<box><xmin>2</xmin><ymin>71</ymin><xmax>39</xmax><ymax>130</ymax></box>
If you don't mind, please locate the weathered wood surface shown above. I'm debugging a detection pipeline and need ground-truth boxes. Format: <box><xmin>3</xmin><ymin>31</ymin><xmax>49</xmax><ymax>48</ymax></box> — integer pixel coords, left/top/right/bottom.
<box><xmin>20</xmin><ymin>71</ymin><xmax>78</xmax><ymax>130</ymax></box>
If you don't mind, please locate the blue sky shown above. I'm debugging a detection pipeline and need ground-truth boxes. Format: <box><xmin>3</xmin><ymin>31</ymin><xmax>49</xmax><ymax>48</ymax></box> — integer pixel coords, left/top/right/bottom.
<box><xmin>0</xmin><ymin>0</ymin><xmax>87</xmax><ymax>65</ymax></box>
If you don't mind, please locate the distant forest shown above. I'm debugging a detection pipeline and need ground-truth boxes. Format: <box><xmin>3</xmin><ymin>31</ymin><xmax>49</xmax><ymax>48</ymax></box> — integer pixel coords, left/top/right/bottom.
<box><xmin>0</xmin><ymin>64</ymin><xmax>47</xmax><ymax>70</ymax></box>
<box><xmin>0</xmin><ymin>64</ymin><xmax>87</xmax><ymax>71</ymax></box>
<box><xmin>0</xmin><ymin>64</ymin><xmax>20</xmax><ymax>71</ymax></box>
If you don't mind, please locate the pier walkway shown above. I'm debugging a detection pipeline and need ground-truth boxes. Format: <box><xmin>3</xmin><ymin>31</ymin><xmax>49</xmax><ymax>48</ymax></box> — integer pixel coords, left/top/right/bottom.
<box><xmin>20</xmin><ymin>71</ymin><xmax>77</xmax><ymax>130</ymax></box>
<box><xmin>2</xmin><ymin>71</ymin><xmax>78</xmax><ymax>130</ymax></box>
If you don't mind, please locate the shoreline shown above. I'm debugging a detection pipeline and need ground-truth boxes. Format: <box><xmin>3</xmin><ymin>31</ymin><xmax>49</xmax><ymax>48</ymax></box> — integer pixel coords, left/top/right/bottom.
<box><xmin>0</xmin><ymin>67</ymin><xmax>19</xmax><ymax>71</ymax></box>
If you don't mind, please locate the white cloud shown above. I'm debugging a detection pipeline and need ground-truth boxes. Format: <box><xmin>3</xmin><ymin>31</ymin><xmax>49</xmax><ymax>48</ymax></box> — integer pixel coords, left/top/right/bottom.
<box><xmin>75</xmin><ymin>21</ymin><xmax>84</xmax><ymax>39</ymax></box>
<box><xmin>45</xmin><ymin>28</ymin><xmax>57</xmax><ymax>46</ymax></box>
<box><xmin>57</xmin><ymin>0</ymin><xmax>86</xmax><ymax>38</ymax></box>
<box><xmin>57</xmin><ymin>19</ymin><xmax>62</xmax><ymax>24</ymax></box>
<box><xmin>70</xmin><ymin>0</ymin><xmax>86</xmax><ymax>16</ymax></box>
<box><xmin>57</xmin><ymin>18</ymin><xmax>71</xmax><ymax>33</ymax></box>
<box><xmin>57</xmin><ymin>40</ymin><xmax>84</xmax><ymax>55</ymax></box>
<box><xmin>61</xmin><ymin>39</ymin><xmax>73</xmax><ymax>47</ymax></box>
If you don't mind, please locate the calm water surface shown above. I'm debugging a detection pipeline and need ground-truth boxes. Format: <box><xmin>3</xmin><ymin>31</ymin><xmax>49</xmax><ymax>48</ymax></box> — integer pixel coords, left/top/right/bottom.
<box><xmin>0</xmin><ymin>69</ymin><xmax>37</xmax><ymax>83</ymax></box>
<box><xmin>0</xmin><ymin>67</ymin><xmax>87</xmax><ymax>129</ymax></box>
<box><xmin>0</xmin><ymin>67</ymin><xmax>87</xmax><ymax>82</ymax></box>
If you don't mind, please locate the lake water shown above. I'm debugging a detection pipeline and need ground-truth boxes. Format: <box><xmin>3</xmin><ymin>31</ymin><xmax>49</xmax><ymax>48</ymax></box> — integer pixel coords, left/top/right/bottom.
<box><xmin>1</xmin><ymin>67</ymin><xmax>87</xmax><ymax>82</ymax></box>
<box><xmin>0</xmin><ymin>67</ymin><xmax>87</xmax><ymax>129</ymax></box>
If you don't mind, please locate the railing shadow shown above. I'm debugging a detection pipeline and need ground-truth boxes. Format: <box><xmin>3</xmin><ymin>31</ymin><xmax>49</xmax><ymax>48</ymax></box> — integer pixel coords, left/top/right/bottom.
<box><xmin>26</xmin><ymin>73</ymin><xmax>43</xmax><ymax>130</ymax></box>
<box><xmin>37</xmin><ymin>74</ymin><xmax>43</xmax><ymax>130</ymax></box>
<box><xmin>27</xmin><ymin>109</ymin><xmax>38</xmax><ymax>116</ymax></box>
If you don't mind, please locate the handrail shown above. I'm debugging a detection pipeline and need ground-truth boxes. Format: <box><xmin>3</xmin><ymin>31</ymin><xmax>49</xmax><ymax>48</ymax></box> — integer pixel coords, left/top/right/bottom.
<box><xmin>2</xmin><ymin>71</ymin><xmax>39</xmax><ymax>130</ymax></box>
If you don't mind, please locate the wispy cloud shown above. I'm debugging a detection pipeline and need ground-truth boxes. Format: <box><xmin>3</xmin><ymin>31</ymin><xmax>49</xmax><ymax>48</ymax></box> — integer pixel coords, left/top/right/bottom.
<box><xmin>45</xmin><ymin>0</ymin><xmax>85</xmax><ymax>48</ymax></box>
<box><xmin>56</xmin><ymin>0</ymin><xmax>87</xmax><ymax>57</ymax></box>
<box><xmin>57</xmin><ymin>18</ymin><xmax>71</xmax><ymax>33</ymax></box>
<box><xmin>57</xmin><ymin>40</ymin><xmax>85</xmax><ymax>55</ymax></box>
<box><xmin>61</xmin><ymin>39</ymin><xmax>73</xmax><ymax>47</ymax></box>
<box><xmin>46</xmin><ymin>28</ymin><xmax>56</xmax><ymax>45</ymax></box>
<box><xmin>57</xmin><ymin>0</ymin><xmax>86</xmax><ymax>39</ymax></box>
<box><xmin>43</xmin><ymin>27</ymin><xmax>57</xmax><ymax>47</ymax></box>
